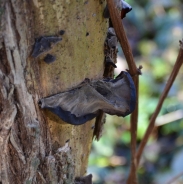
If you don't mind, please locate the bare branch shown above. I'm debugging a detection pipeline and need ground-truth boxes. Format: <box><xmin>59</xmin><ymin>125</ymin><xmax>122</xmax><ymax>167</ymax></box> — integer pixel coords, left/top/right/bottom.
<box><xmin>106</xmin><ymin>0</ymin><xmax>138</xmax><ymax>76</ymax></box>
<box><xmin>136</xmin><ymin>39</ymin><xmax>183</xmax><ymax>166</ymax></box>
<box><xmin>127</xmin><ymin>76</ymin><xmax>139</xmax><ymax>184</ymax></box>
<box><xmin>106</xmin><ymin>1</ymin><xmax>139</xmax><ymax>183</ymax></box>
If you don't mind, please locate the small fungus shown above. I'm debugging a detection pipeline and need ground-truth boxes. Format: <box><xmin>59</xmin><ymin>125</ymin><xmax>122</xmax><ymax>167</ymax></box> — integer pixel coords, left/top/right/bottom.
<box><xmin>121</xmin><ymin>0</ymin><xmax>132</xmax><ymax>19</ymax></box>
<box><xmin>38</xmin><ymin>71</ymin><xmax>136</xmax><ymax>125</ymax></box>
<box><xmin>32</xmin><ymin>36</ymin><xmax>62</xmax><ymax>58</ymax></box>
<box><xmin>44</xmin><ymin>54</ymin><xmax>56</xmax><ymax>64</ymax></box>
<box><xmin>106</xmin><ymin>28</ymin><xmax>118</xmax><ymax>49</ymax></box>
<box><xmin>105</xmin><ymin>57</ymin><xmax>117</xmax><ymax>68</ymax></box>
<box><xmin>103</xmin><ymin>0</ymin><xmax>132</xmax><ymax>19</ymax></box>
<box><xmin>75</xmin><ymin>174</ymin><xmax>93</xmax><ymax>184</ymax></box>
<box><xmin>104</xmin><ymin>27</ymin><xmax>118</xmax><ymax>68</ymax></box>
<box><xmin>59</xmin><ymin>30</ymin><xmax>65</xmax><ymax>35</ymax></box>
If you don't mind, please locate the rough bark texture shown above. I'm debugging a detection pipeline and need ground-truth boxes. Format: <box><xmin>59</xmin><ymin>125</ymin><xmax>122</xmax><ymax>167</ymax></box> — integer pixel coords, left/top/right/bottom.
<box><xmin>0</xmin><ymin>0</ymin><xmax>107</xmax><ymax>183</ymax></box>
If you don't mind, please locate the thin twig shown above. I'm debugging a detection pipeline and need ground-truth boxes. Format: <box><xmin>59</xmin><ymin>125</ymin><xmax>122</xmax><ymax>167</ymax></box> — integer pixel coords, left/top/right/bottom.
<box><xmin>106</xmin><ymin>0</ymin><xmax>138</xmax><ymax>76</ymax></box>
<box><xmin>166</xmin><ymin>171</ymin><xmax>183</xmax><ymax>184</ymax></box>
<box><xmin>127</xmin><ymin>76</ymin><xmax>139</xmax><ymax>184</ymax></box>
<box><xmin>156</xmin><ymin>109</ymin><xmax>183</xmax><ymax>126</ymax></box>
<box><xmin>106</xmin><ymin>0</ymin><xmax>139</xmax><ymax>183</ymax></box>
<box><xmin>136</xmin><ymin>39</ymin><xmax>183</xmax><ymax>166</ymax></box>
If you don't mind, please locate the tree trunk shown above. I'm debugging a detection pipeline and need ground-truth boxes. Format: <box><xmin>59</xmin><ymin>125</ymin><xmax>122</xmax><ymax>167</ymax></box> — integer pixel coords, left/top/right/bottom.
<box><xmin>0</xmin><ymin>0</ymin><xmax>107</xmax><ymax>183</ymax></box>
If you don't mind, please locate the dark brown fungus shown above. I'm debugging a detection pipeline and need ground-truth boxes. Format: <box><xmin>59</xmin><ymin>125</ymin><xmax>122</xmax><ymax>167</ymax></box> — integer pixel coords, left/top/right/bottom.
<box><xmin>38</xmin><ymin>71</ymin><xmax>136</xmax><ymax>125</ymax></box>
<box><xmin>105</xmin><ymin>57</ymin><xmax>117</xmax><ymax>68</ymax></box>
<box><xmin>103</xmin><ymin>0</ymin><xmax>132</xmax><ymax>19</ymax></box>
<box><xmin>59</xmin><ymin>30</ymin><xmax>65</xmax><ymax>35</ymax></box>
<box><xmin>107</xmin><ymin>28</ymin><xmax>118</xmax><ymax>49</ymax></box>
<box><xmin>44</xmin><ymin>54</ymin><xmax>56</xmax><ymax>64</ymax></box>
<box><xmin>121</xmin><ymin>0</ymin><xmax>132</xmax><ymax>19</ymax></box>
<box><xmin>31</xmin><ymin>36</ymin><xmax>62</xmax><ymax>58</ymax></box>
<box><xmin>75</xmin><ymin>174</ymin><xmax>93</xmax><ymax>184</ymax></box>
<box><xmin>104</xmin><ymin>27</ymin><xmax>118</xmax><ymax>68</ymax></box>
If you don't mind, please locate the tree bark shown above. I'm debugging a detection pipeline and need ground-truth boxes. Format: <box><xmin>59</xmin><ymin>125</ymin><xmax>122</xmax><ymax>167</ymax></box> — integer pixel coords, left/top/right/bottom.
<box><xmin>0</xmin><ymin>0</ymin><xmax>107</xmax><ymax>183</ymax></box>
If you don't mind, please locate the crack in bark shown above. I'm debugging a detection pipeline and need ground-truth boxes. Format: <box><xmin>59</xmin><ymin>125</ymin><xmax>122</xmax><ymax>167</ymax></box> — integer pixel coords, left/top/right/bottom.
<box><xmin>0</xmin><ymin>70</ymin><xmax>17</xmax><ymax>183</ymax></box>
<box><xmin>0</xmin><ymin>2</ymin><xmax>44</xmax><ymax>183</ymax></box>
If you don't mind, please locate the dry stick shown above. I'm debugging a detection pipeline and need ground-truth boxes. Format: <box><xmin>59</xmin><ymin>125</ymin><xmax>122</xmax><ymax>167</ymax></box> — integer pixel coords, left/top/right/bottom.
<box><xmin>136</xmin><ymin>40</ymin><xmax>183</xmax><ymax>166</ymax></box>
<box><xmin>106</xmin><ymin>0</ymin><xmax>139</xmax><ymax>183</ymax></box>
<box><xmin>127</xmin><ymin>76</ymin><xmax>139</xmax><ymax>184</ymax></box>
<box><xmin>106</xmin><ymin>0</ymin><xmax>138</xmax><ymax>75</ymax></box>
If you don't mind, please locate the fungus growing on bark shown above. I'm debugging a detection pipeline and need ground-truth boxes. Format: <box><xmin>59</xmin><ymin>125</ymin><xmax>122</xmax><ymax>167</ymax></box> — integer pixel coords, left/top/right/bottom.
<box><xmin>38</xmin><ymin>71</ymin><xmax>136</xmax><ymax>125</ymax></box>
<box><xmin>32</xmin><ymin>36</ymin><xmax>62</xmax><ymax>58</ymax></box>
<box><xmin>44</xmin><ymin>54</ymin><xmax>56</xmax><ymax>64</ymax></box>
<box><xmin>120</xmin><ymin>0</ymin><xmax>132</xmax><ymax>19</ymax></box>
<box><xmin>59</xmin><ymin>30</ymin><xmax>65</xmax><ymax>35</ymax></box>
<box><xmin>75</xmin><ymin>174</ymin><xmax>93</xmax><ymax>184</ymax></box>
<box><xmin>103</xmin><ymin>0</ymin><xmax>132</xmax><ymax>19</ymax></box>
<box><xmin>105</xmin><ymin>57</ymin><xmax>117</xmax><ymax>68</ymax></box>
<box><xmin>104</xmin><ymin>27</ymin><xmax>118</xmax><ymax>68</ymax></box>
<box><xmin>106</xmin><ymin>27</ymin><xmax>118</xmax><ymax>49</ymax></box>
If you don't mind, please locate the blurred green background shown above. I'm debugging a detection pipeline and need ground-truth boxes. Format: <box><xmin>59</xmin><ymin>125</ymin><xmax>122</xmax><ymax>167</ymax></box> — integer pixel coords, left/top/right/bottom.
<box><xmin>88</xmin><ymin>0</ymin><xmax>183</xmax><ymax>183</ymax></box>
